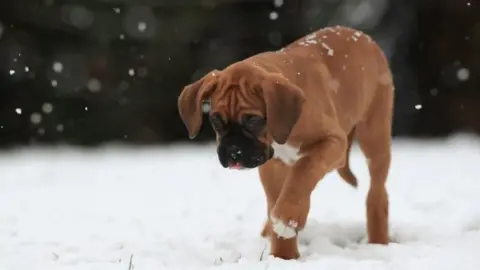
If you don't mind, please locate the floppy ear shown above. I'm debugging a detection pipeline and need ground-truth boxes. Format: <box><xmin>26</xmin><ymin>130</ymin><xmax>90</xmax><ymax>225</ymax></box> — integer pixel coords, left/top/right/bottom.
<box><xmin>261</xmin><ymin>74</ymin><xmax>306</xmax><ymax>144</ymax></box>
<box><xmin>177</xmin><ymin>70</ymin><xmax>220</xmax><ymax>139</ymax></box>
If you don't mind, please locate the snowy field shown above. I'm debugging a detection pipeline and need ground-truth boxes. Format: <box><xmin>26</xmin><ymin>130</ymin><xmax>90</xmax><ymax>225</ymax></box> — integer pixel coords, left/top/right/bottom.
<box><xmin>1</xmin><ymin>134</ymin><xmax>480</xmax><ymax>270</ymax></box>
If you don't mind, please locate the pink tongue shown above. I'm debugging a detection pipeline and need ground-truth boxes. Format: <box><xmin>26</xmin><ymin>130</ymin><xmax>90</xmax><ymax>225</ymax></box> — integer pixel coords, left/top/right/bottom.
<box><xmin>229</xmin><ymin>163</ymin><xmax>243</xmax><ymax>169</ymax></box>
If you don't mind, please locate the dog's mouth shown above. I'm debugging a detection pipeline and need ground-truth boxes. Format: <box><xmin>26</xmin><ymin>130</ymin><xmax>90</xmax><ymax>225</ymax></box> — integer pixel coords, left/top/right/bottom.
<box><xmin>228</xmin><ymin>162</ymin><xmax>245</xmax><ymax>170</ymax></box>
<box><xmin>227</xmin><ymin>159</ymin><xmax>255</xmax><ymax>170</ymax></box>
<box><xmin>228</xmin><ymin>162</ymin><xmax>246</xmax><ymax>170</ymax></box>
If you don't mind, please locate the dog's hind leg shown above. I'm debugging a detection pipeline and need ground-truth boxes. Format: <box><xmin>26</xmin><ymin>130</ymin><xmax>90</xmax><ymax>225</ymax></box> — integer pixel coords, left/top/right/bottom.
<box><xmin>337</xmin><ymin>127</ymin><xmax>358</xmax><ymax>187</ymax></box>
<box><xmin>356</xmin><ymin>81</ymin><xmax>394</xmax><ymax>245</ymax></box>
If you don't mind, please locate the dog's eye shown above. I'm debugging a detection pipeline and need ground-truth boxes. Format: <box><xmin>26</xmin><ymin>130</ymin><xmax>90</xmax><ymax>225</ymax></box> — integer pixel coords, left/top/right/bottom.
<box><xmin>209</xmin><ymin>113</ymin><xmax>225</xmax><ymax>133</ymax></box>
<box><xmin>242</xmin><ymin>115</ymin><xmax>265</xmax><ymax>134</ymax></box>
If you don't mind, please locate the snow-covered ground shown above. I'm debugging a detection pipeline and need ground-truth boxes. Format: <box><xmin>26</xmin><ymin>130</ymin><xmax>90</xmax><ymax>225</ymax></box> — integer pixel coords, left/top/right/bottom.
<box><xmin>1</xmin><ymin>134</ymin><xmax>480</xmax><ymax>270</ymax></box>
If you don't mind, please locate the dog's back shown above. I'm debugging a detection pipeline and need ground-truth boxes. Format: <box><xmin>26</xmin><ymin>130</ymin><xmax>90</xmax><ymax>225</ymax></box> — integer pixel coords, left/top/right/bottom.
<box><xmin>246</xmin><ymin>25</ymin><xmax>394</xmax><ymax>186</ymax></box>
<box><xmin>282</xmin><ymin>26</ymin><xmax>392</xmax><ymax>127</ymax></box>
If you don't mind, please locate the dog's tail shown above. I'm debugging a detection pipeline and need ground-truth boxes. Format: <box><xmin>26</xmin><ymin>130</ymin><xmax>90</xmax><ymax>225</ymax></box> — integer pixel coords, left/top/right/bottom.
<box><xmin>337</xmin><ymin>127</ymin><xmax>358</xmax><ymax>188</ymax></box>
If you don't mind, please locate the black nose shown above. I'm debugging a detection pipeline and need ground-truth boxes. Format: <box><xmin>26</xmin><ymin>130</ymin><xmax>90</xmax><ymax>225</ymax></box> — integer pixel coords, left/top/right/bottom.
<box><xmin>227</xmin><ymin>145</ymin><xmax>242</xmax><ymax>162</ymax></box>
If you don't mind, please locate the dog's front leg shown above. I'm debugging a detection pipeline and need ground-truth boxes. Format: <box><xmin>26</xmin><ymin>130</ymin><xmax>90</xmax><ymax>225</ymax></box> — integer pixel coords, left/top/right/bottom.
<box><xmin>269</xmin><ymin>133</ymin><xmax>347</xmax><ymax>259</ymax></box>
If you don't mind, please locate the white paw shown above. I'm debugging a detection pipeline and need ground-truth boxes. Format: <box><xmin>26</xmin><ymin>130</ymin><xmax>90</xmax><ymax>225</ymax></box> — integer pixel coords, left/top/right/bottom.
<box><xmin>270</xmin><ymin>216</ymin><xmax>298</xmax><ymax>239</ymax></box>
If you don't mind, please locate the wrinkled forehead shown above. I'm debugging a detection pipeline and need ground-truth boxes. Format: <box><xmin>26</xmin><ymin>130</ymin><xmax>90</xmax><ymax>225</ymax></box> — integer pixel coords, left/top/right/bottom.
<box><xmin>209</xmin><ymin>83</ymin><xmax>265</xmax><ymax>122</ymax></box>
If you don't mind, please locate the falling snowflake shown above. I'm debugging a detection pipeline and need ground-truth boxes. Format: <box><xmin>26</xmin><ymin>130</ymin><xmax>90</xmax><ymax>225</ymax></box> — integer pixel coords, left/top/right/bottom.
<box><xmin>56</xmin><ymin>124</ymin><xmax>64</xmax><ymax>132</ymax></box>
<box><xmin>457</xmin><ymin>68</ymin><xmax>470</xmax><ymax>81</ymax></box>
<box><xmin>15</xmin><ymin>108</ymin><xmax>22</xmax><ymax>115</ymax></box>
<box><xmin>269</xmin><ymin>11</ymin><xmax>278</xmax><ymax>20</ymax></box>
<box><xmin>68</xmin><ymin>6</ymin><xmax>94</xmax><ymax>29</ymax></box>
<box><xmin>52</xmin><ymin>62</ymin><xmax>63</xmax><ymax>73</ymax></box>
<box><xmin>9</xmin><ymin>70</ymin><xmax>15</xmax><ymax>75</ymax></box>
<box><xmin>30</xmin><ymin>113</ymin><xmax>42</xmax><ymax>125</ymax></box>
<box><xmin>128</xmin><ymin>69</ymin><xmax>135</xmax><ymax>76</ymax></box>
<box><xmin>273</xmin><ymin>0</ymin><xmax>284</xmax><ymax>7</ymax></box>
<box><xmin>415</xmin><ymin>104</ymin><xmax>422</xmax><ymax>110</ymax></box>
<box><xmin>124</xmin><ymin>6</ymin><xmax>157</xmax><ymax>38</ymax></box>
<box><xmin>42</xmin><ymin>103</ymin><xmax>53</xmax><ymax>114</ymax></box>
<box><xmin>138</xmin><ymin>22</ymin><xmax>147</xmax><ymax>32</ymax></box>
<box><xmin>87</xmin><ymin>78</ymin><xmax>101</xmax><ymax>92</ymax></box>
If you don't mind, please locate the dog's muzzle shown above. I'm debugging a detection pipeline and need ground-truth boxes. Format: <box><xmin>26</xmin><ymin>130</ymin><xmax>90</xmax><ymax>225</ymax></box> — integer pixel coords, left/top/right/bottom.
<box><xmin>217</xmin><ymin>123</ymin><xmax>274</xmax><ymax>169</ymax></box>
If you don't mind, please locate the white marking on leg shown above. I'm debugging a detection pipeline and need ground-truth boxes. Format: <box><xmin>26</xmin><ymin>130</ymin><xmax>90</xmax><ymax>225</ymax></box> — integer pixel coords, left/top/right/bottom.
<box><xmin>270</xmin><ymin>216</ymin><xmax>298</xmax><ymax>239</ymax></box>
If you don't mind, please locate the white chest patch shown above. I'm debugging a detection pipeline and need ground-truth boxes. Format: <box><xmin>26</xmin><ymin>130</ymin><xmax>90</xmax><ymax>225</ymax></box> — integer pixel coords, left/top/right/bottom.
<box><xmin>271</xmin><ymin>142</ymin><xmax>305</xmax><ymax>165</ymax></box>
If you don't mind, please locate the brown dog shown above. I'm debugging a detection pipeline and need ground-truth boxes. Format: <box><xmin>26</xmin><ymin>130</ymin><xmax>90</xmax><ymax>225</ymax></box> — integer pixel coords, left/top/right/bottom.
<box><xmin>177</xmin><ymin>25</ymin><xmax>394</xmax><ymax>260</ymax></box>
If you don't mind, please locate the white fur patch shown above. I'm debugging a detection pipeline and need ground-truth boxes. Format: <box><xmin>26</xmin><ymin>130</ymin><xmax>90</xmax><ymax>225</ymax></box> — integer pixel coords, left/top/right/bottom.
<box><xmin>270</xmin><ymin>216</ymin><xmax>298</xmax><ymax>239</ymax></box>
<box><xmin>271</xmin><ymin>142</ymin><xmax>304</xmax><ymax>165</ymax></box>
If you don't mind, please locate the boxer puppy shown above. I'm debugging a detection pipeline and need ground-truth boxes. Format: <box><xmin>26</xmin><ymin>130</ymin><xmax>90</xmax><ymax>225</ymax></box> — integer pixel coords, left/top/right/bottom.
<box><xmin>177</xmin><ymin>25</ymin><xmax>394</xmax><ymax>260</ymax></box>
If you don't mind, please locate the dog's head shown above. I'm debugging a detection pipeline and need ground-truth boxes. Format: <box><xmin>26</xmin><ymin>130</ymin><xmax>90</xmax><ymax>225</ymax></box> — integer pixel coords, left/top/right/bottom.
<box><xmin>177</xmin><ymin>62</ymin><xmax>305</xmax><ymax>169</ymax></box>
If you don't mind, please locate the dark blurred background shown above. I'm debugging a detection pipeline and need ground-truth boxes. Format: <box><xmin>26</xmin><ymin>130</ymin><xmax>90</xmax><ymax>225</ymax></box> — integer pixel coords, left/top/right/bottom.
<box><xmin>0</xmin><ymin>0</ymin><xmax>478</xmax><ymax>148</ymax></box>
